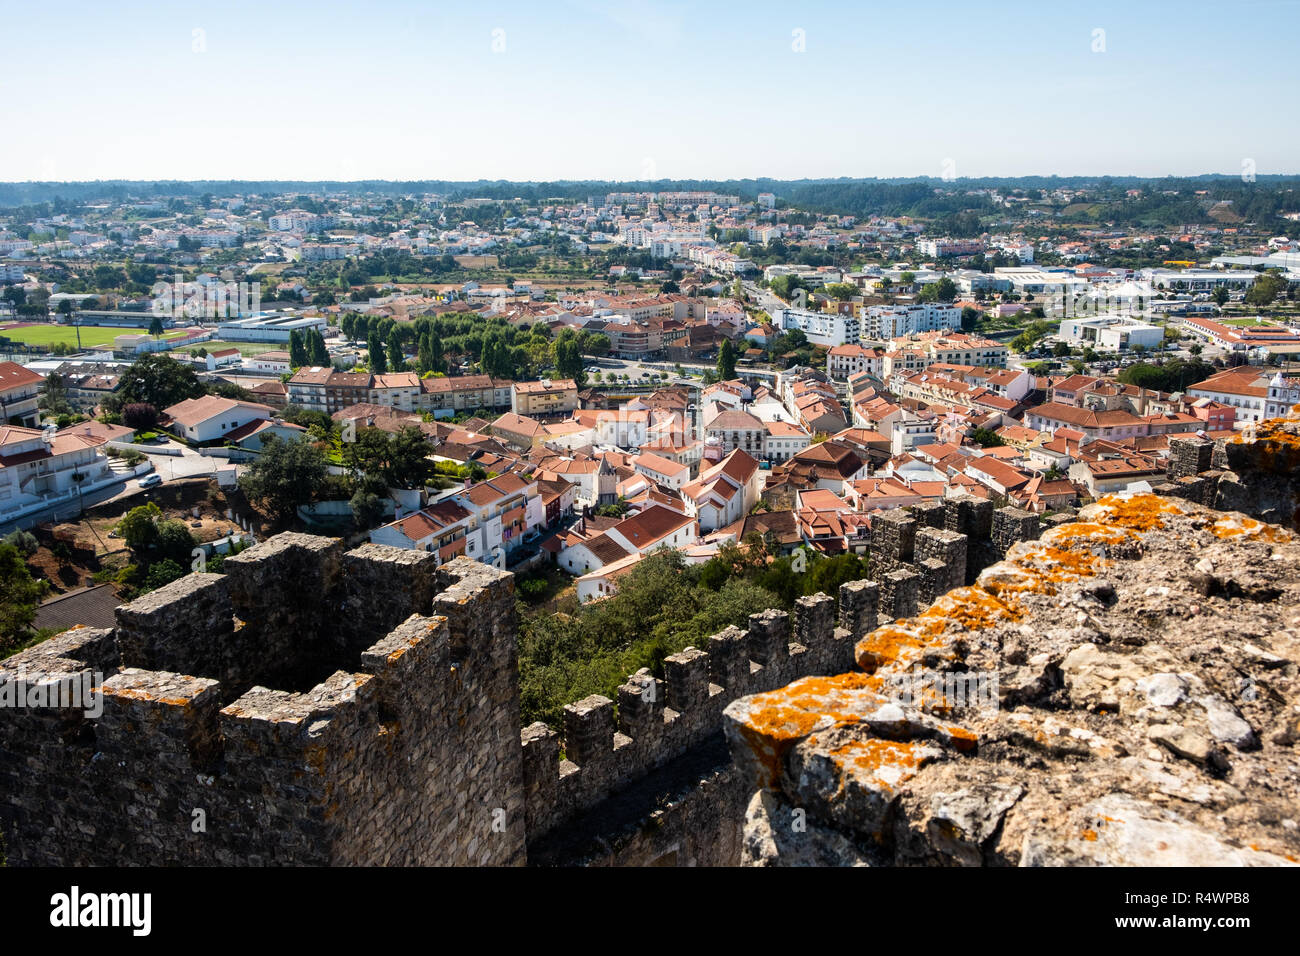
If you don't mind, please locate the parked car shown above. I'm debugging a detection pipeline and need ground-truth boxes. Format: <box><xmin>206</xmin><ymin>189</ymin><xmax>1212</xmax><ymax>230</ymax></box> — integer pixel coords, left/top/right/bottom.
<box><xmin>137</xmin><ymin>473</ymin><xmax>163</xmax><ymax>489</ymax></box>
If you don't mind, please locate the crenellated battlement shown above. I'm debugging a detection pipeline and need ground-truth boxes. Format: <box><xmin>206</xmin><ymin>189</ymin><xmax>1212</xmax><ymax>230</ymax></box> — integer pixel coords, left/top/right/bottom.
<box><xmin>520</xmin><ymin>580</ymin><xmax>877</xmax><ymax>844</ymax></box>
<box><xmin>518</xmin><ymin>498</ymin><xmax>1048</xmax><ymax>858</ymax></box>
<box><xmin>1</xmin><ymin>495</ymin><xmax>1051</xmax><ymax>866</ymax></box>
<box><xmin>0</xmin><ymin>534</ymin><xmax>523</xmax><ymax>867</ymax></box>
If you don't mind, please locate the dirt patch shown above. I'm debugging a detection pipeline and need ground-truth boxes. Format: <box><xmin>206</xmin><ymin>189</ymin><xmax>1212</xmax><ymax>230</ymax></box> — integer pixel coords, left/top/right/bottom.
<box><xmin>23</xmin><ymin>479</ymin><xmax>245</xmax><ymax>596</ymax></box>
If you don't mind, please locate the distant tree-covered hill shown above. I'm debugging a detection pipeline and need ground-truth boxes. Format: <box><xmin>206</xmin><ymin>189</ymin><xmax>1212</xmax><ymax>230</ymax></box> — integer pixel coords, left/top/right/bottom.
<box><xmin>2</xmin><ymin>175</ymin><xmax>1298</xmax><ymax>233</ymax></box>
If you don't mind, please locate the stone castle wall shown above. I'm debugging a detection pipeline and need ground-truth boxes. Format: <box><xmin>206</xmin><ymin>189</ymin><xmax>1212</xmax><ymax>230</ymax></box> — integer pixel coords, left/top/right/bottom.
<box><xmin>518</xmin><ymin>498</ymin><xmax>1047</xmax><ymax>859</ymax></box>
<box><xmin>1</xmin><ymin>497</ymin><xmax>1045</xmax><ymax>866</ymax></box>
<box><xmin>722</xmin><ymin>494</ymin><xmax>1300</xmax><ymax>866</ymax></box>
<box><xmin>0</xmin><ymin>537</ymin><xmax>523</xmax><ymax>866</ymax></box>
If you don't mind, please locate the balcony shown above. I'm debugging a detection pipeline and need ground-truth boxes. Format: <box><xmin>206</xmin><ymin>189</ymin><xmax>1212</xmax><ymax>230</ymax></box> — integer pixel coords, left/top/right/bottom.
<box><xmin>437</xmin><ymin>537</ymin><xmax>467</xmax><ymax>562</ymax></box>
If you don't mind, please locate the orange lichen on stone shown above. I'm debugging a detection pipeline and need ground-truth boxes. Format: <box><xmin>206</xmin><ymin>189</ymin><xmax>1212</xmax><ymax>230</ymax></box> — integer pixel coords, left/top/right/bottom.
<box><xmin>105</xmin><ymin>686</ymin><xmax>195</xmax><ymax>707</ymax></box>
<box><xmin>856</xmin><ymin>622</ymin><xmax>936</xmax><ymax>673</ymax></box>
<box><xmin>386</xmin><ymin>637</ymin><xmax>421</xmax><ymax>663</ymax></box>
<box><xmin>738</xmin><ymin>673</ymin><xmax>880</xmax><ymax>741</ymax></box>
<box><xmin>1211</xmin><ymin>514</ymin><xmax>1292</xmax><ymax>542</ymax></box>
<box><xmin>1041</xmin><ymin>522</ymin><xmax>1132</xmax><ymax>547</ymax></box>
<box><xmin>731</xmin><ymin>673</ymin><xmax>886</xmax><ymax>786</ymax></box>
<box><xmin>1081</xmin><ymin>829</ymin><xmax>1099</xmax><ymax>842</ymax></box>
<box><xmin>1242</xmin><ymin>416</ymin><xmax>1300</xmax><ymax>448</ymax></box>
<box><xmin>1090</xmin><ymin>493</ymin><xmax>1185</xmax><ymax>533</ymax></box>
<box><xmin>980</xmin><ymin>529</ymin><xmax>1114</xmax><ymax>598</ymax></box>
<box><xmin>828</xmin><ymin>738</ymin><xmax>927</xmax><ymax>793</ymax></box>
<box><xmin>944</xmin><ymin>725</ymin><xmax>978</xmax><ymax>752</ymax></box>
<box><xmin>980</xmin><ymin>565</ymin><xmax>1054</xmax><ymax>599</ymax></box>
<box><xmin>923</xmin><ymin>586</ymin><xmax>1023</xmax><ymax>632</ymax></box>
<box><xmin>858</xmin><ymin>582</ymin><xmax>1025</xmax><ymax>673</ymax></box>
<box><xmin>1032</xmin><ymin>544</ymin><xmax>1104</xmax><ymax>578</ymax></box>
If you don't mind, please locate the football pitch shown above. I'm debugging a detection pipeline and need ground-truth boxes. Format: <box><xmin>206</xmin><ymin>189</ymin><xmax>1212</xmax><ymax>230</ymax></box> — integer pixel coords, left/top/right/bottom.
<box><xmin>0</xmin><ymin>322</ymin><xmax>190</xmax><ymax>348</ymax></box>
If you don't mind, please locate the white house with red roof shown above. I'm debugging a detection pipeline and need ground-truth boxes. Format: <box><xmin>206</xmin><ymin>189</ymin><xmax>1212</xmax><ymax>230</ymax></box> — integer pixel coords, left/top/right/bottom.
<box><xmin>369</xmin><ymin>498</ymin><xmax>475</xmax><ymax>565</ymax></box>
<box><xmin>0</xmin><ymin>361</ymin><xmax>43</xmax><ymax>428</ymax></box>
<box><xmin>203</xmin><ymin>347</ymin><xmax>242</xmax><ymax>370</ymax></box>
<box><xmin>631</xmin><ymin>451</ymin><xmax>691</xmax><ymax>490</ymax></box>
<box><xmin>557</xmin><ymin>504</ymin><xmax>699</xmax><ymax>579</ymax></box>
<box><xmin>448</xmin><ymin>471</ymin><xmax>544</xmax><ymax>564</ymax></box>
<box><xmin>0</xmin><ymin>423</ymin><xmax>122</xmax><ymax>523</ymax></box>
<box><xmin>163</xmin><ymin>395</ymin><xmax>277</xmax><ymax>443</ymax></box>
<box><xmin>681</xmin><ymin>448</ymin><xmax>762</xmax><ymax>532</ymax></box>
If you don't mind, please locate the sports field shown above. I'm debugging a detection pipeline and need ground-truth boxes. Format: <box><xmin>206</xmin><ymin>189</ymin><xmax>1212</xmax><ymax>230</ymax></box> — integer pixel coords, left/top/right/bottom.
<box><xmin>0</xmin><ymin>322</ymin><xmax>191</xmax><ymax>348</ymax></box>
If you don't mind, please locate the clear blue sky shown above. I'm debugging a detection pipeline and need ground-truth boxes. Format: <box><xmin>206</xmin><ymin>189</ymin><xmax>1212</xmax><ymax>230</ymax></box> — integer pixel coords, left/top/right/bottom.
<box><xmin>3</xmin><ymin>0</ymin><xmax>1296</xmax><ymax>182</ymax></box>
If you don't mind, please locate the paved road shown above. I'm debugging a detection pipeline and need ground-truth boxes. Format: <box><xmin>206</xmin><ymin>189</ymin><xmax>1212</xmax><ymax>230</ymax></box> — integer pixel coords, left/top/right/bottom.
<box><xmin>742</xmin><ymin>281</ymin><xmax>788</xmax><ymax>315</ymax></box>
<box><xmin>96</xmin><ymin>439</ymin><xmax>246</xmax><ymax>510</ymax></box>
<box><xmin>0</xmin><ymin>478</ymin><xmax>130</xmax><ymax>534</ymax></box>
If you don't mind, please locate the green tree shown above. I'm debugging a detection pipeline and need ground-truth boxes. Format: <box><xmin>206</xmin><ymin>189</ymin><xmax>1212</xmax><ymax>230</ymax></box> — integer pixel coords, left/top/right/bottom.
<box><xmin>349</xmin><ymin>490</ymin><xmax>386</xmax><ymax>530</ymax></box>
<box><xmin>387</xmin><ymin>329</ymin><xmax>405</xmax><ymax>372</ymax></box>
<box><xmin>553</xmin><ymin>331</ymin><xmax>586</xmax><ymax>386</ymax></box>
<box><xmin>342</xmin><ymin>425</ymin><xmax>431</xmax><ymax>489</ymax></box>
<box><xmin>155</xmin><ymin>519</ymin><xmax>198</xmax><ymax>566</ymax></box>
<box><xmin>238</xmin><ymin>434</ymin><xmax>329</xmax><ymax>521</ymax></box>
<box><xmin>39</xmin><ymin>372</ymin><xmax>71</xmax><ymax>415</ymax></box>
<box><xmin>717</xmin><ymin>339</ymin><xmax>737</xmax><ymax>380</ymax></box>
<box><xmin>0</xmin><ymin>542</ymin><xmax>50</xmax><ymax>655</ymax></box>
<box><xmin>289</xmin><ymin>330</ymin><xmax>309</xmax><ymax>368</ymax></box>
<box><xmin>917</xmin><ymin>276</ymin><xmax>958</xmax><ymax>303</ymax></box>
<box><xmin>367</xmin><ymin>331</ymin><xmax>387</xmax><ymax>374</ymax></box>
<box><xmin>148</xmin><ymin>315</ymin><xmax>165</xmax><ymax>339</ymax></box>
<box><xmin>1213</xmin><ymin>285</ymin><xmax>1229</xmax><ymax>307</ymax></box>
<box><xmin>1245</xmin><ymin>272</ymin><xmax>1285</xmax><ymax>307</ymax></box>
<box><xmin>144</xmin><ymin>559</ymin><xmax>186</xmax><ymax>591</ymax></box>
<box><xmin>309</xmin><ymin>329</ymin><xmax>329</xmax><ymax>367</ymax></box>
<box><xmin>417</xmin><ymin>332</ymin><xmax>435</xmax><ymax>374</ymax></box>
<box><xmin>113</xmin><ymin>354</ymin><xmax>204</xmax><ymax>411</ymax></box>
<box><xmin>115</xmin><ymin>502</ymin><xmax>165</xmax><ymax>552</ymax></box>
<box><xmin>1118</xmin><ymin>359</ymin><xmax>1215</xmax><ymax>393</ymax></box>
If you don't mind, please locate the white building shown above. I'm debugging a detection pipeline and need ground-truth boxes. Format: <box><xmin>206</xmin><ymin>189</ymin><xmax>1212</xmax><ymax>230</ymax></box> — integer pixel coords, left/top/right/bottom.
<box><xmin>1264</xmin><ymin>371</ymin><xmax>1300</xmax><ymax>420</ymax></box>
<box><xmin>1058</xmin><ymin>315</ymin><xmax>1164</xmax><ymax>352</ymax></box>
<box><xmin>1140</xmin><ymin>268</ymin><xmax>1256</xmax><ymax>292</ymax></box>
<box><xmin>163</xmin><ymin>396</ymin><xmax>277</xmax><ymax>443</ymax></box>
<box><xmin>859</xmin><ymin>303</ymin><xmax>961</xmax><ymax>339</ymax></box>
<box><xmin>826</xmin><ymin>344</ymin><xmax>885</xmax><ymax>380</ymax></box>
<box><xmin>681</xmin><ymin>449</ymin><xmax>762</xmax><ymax>532</ymax></box>
<box><xmin>771</xmin><ymin>307</ymin><xmax>860</xmax><ymax>347</ymax></box>
<box><xmin>631</xmin><ymin>452</ymin><xmax>691</xmax><ymax>490</ymax></box>
<box><xmin>0</xmin><ymin>423</ymin><xmax>122</xmax><ymax>525</ymax></box>
<box><xmin>917</xmin><ymin>238</ymin><xmax>983</xmax><ymax>258</ymax></box>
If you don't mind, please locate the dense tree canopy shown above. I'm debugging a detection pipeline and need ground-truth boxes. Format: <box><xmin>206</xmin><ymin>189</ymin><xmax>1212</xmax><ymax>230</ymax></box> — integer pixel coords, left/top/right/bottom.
<box><xmin>111</xmin><ymin>354</ymin><xmax>205</xmax><ymax>411</ymax></box>
<box><xmin>0</xmin><ymin>542</ymin><xmax>50</xmax><ymax>656</ymax></box>
<box><xmin>238</xmin><ymin>434</ymin><xmax>329</xmax><ymax>520</ymax></box>
<box><xmin>518</xmin><ymin>540</ymin><xmax>872</xmax><ymax>728</ymax></box>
